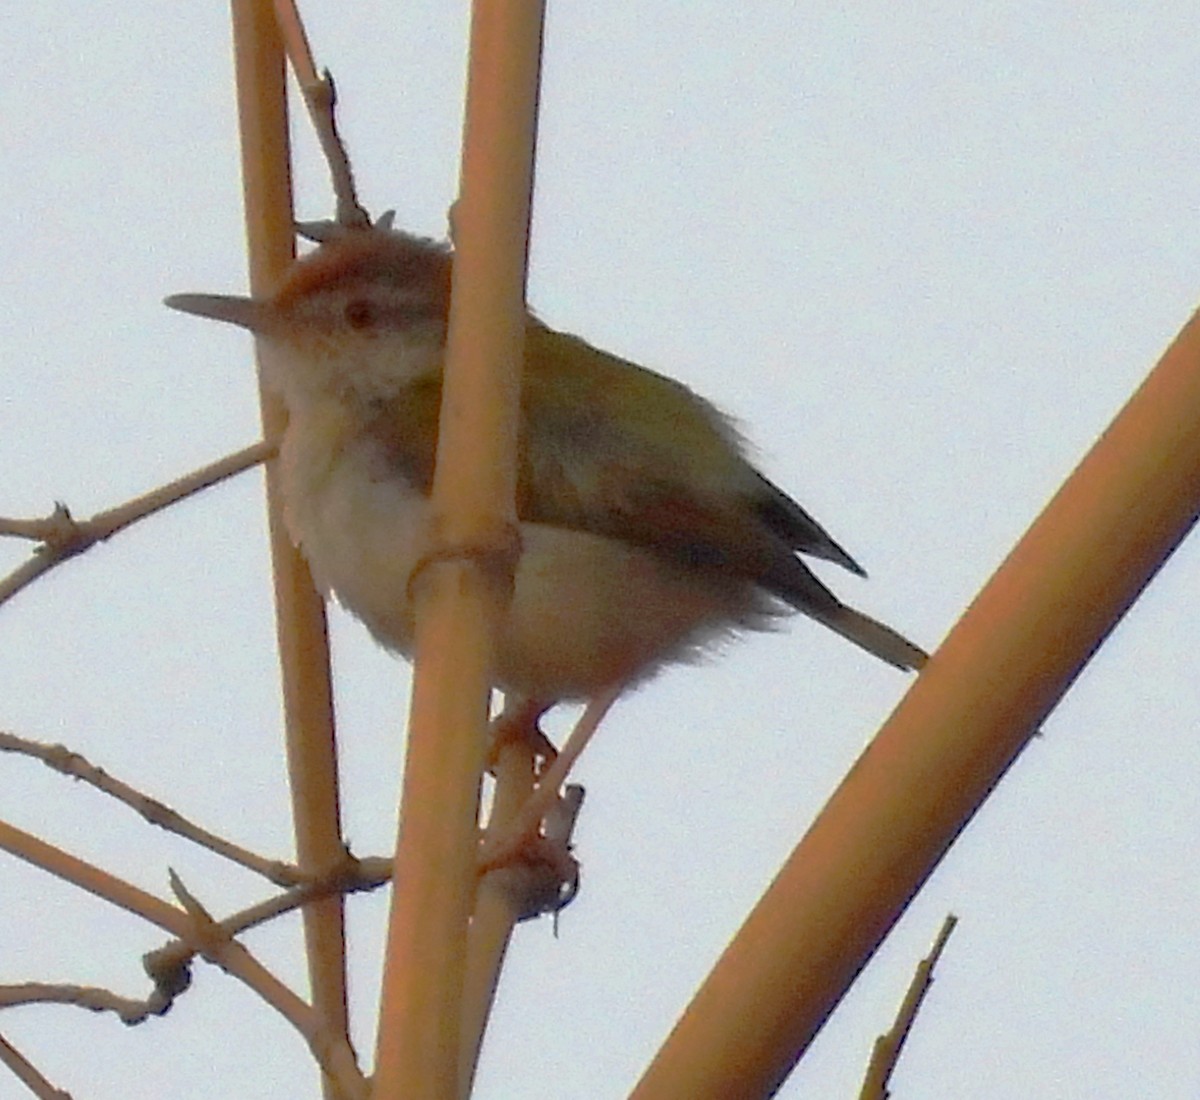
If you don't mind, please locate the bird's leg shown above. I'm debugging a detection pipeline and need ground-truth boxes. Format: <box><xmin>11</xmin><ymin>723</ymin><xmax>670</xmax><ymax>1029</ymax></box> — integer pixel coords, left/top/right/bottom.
<box><xmin>486</xmin><ymin>695</ymin><xmax>555</xmax><ymax>775</ymax></box>
<box><xmin>479</xmin><ymin>683</ymin><xmax>623</xmax><ymax>871</ymax></box>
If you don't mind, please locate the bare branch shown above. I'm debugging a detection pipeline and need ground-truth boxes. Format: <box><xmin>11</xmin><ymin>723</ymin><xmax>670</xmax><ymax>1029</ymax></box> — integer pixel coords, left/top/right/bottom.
<box><xmin>0</xmin><ymin>982</ymin><xmax>170</xmax><ymax>1026</ymax></box>
<box><xmin>859</xmin><ymin>914</ymin><xmax>959</xmax><ymax>1100</ymax></box>
<box><xmin>0</xmin><ymin>440</ymin><xmax>276</xmax><ymax>611</ymax></box>
<box><xmin>145</xmin><ymin>855</ymin><xmax>391</xmax><ymax>994</ymax></box>
<box><xmin>0</xmin><ymin>857</ymin><xmax>391</xmax><ymax>1034</ymax></box>
<box><xmin>0</xmin><ymin>505</ymin><xmax>77</xmax><ymax>543</ymax></box>
<box><xmin>0</xmin><ymin>557</ymin><xmax>64</xmax><ymax>616</ymax></box>
<box><xmin>304</xmin><ymin>71</ymin><xmax>372</xmax><ymax>230</ymax></box>
<box><xmin>0</xmin><ymin>817</ymin><xmax>195</xmax><ymax>932</ymax></box>
<box><xmin>0</xmin><ymin>730</ymin><xmax>303</xmax><ymax>887</ymax></box>
<box><xmin>164</xmin><ymin>869</ymin><xmax>369</xmax><ymax>1098</ymax></box>
<box><xmin>0</xmin><ymin>818</ymin><xmax>367</xmax><ymax>1096</ymax></box>
<box><xmin>0</xmin><ymin>1031</ymin><xmax>72</xmax><ymax>1100</ymax></box>
<box><xmin>269</xmin><ymin>2</ymin><xmax>369</xmax><ymax>229</ymax></box>
<box><xmin>271</xmin><ymin>0</ymin><xmax>319</xmax><ymax>85</ymax></box>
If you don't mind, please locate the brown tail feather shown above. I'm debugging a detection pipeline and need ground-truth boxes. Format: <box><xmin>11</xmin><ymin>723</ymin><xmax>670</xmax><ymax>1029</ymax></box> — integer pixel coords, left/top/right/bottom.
<box><xmin>816</xmin><ymin>604</ymin><xmax>928</xmax><ymax>671</ymax></box>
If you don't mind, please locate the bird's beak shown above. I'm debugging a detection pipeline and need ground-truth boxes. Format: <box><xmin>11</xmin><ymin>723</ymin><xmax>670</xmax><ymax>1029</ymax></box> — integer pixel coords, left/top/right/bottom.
<box><xmin>164</xmin><ymin>292</ymin><xmax>271</xmax><ymax>333</ymax></box>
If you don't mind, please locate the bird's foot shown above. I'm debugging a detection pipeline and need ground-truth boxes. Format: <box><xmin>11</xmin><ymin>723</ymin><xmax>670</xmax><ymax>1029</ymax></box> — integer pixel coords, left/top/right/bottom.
<box><xmin>486</xmin><ymin>696</ymin><xmax>556</xmax><ymax>776</ymax></box>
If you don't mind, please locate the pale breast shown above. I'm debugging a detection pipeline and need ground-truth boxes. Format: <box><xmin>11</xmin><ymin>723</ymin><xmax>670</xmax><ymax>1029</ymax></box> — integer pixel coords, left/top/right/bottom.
<box><xmin>278</xmin><ymin>401</ymin><xmax>776</xmax><ymax>701</ymax></box>
<box><xmin>280</xmin><ymin>401</ymin><xmax>426</xmax><ymax>655</ymax></box>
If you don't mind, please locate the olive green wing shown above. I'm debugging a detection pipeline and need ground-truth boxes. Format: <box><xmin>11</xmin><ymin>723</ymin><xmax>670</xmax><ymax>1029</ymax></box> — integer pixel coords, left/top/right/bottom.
<box><xmin>518</xmin><ymin>324</ymin><xmax>925</xmax><ymax>669</ymax></box>
<box><xmin>366</xmin><ymin>322</ymin><xmax>925</xmax><ymax>670</ymax></box>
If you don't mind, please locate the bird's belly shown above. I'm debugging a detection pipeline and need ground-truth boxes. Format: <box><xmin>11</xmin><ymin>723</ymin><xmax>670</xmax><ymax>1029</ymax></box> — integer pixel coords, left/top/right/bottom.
<box><xmin>281</xmin><ymin>428</ymin><xmax>770</xmax><ymax>701</ymax></box>
<box><xmin>495</xmin><ymin>523</ymin><xmax>767</xmax><ymax>699</ymax></box>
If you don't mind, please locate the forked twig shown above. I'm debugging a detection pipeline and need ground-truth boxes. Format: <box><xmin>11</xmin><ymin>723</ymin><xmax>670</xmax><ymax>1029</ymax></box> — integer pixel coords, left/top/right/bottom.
<box><xmin>145</xmin><ymin>854</ymin><xmax>391</xmax><ymax>997</ymax></box>
<box><xmin>0</xmin><ymin>857</ymin><xmax>390</xmax><ymax>1029</ymax></box>
<box><xmin>0</xmin><ymin>819</ymin><xmax>368</xmax><ymax>1098</ymax></box>
<box><xmin>164</xmin><ymin>870</ymin><xmax>368</xmax><ymax>1099</ymax></box>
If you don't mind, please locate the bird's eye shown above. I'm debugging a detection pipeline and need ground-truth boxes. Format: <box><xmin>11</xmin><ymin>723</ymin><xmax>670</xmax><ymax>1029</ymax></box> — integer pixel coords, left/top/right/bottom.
<box><xmin>344</xmin><ymin>299</ymin><xmax>374</xmax><ymax>329</ymax></box>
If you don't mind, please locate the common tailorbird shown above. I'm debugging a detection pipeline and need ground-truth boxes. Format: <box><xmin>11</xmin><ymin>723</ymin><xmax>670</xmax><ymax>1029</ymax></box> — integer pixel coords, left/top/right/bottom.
<box><xmin>166</xmin><ymin>224</ymin><xmax>926</xmax><ymax>743</ymax></box>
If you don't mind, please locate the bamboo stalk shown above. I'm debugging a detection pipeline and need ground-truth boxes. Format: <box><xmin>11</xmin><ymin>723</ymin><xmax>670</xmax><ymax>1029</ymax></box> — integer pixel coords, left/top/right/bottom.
<box><xmin>371</xmin><ymin>5</ymin><xmax>544</xmax><ymax>1097</ymax></box>
<box><xmin>631</xmin><ymin>306</ymin><xmax>1200</xmax><ymax>1098</ymax></box>
<box><xmin>228</xmin><ymin>4</ymin><xmax>349</xmax><ymax>1095</ymax></box>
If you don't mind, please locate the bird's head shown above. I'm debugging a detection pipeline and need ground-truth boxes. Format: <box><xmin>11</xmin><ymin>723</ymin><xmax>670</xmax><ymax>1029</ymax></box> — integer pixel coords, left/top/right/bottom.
<box><xmin>166</xmin><ymin>227</ymin><xmax>453</xmax><ymax>407</ymax></box>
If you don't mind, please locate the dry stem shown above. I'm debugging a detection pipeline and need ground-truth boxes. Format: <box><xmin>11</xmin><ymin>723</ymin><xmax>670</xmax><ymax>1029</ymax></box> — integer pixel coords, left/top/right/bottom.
<box><xmin>0</xmin><ymin>857</ymin><xmax>390</xmax><ymax>1029</ymax></box>
<box><xmin>271</xmin><ymin>1</ymin><xmax>369</xmax><ymax>228</ymax></box>
<box><xmin>0</xmin><ymin>440</ymin><xmax>275</xmax><ymax>611</ymax></box>
<box><xmin>858</xmin><ymin>914</ymin><xmax>958</xmax><ymax>1100</ymax></box>
<box><xmin>372</xmin><ymin>5</ymin><xmax>545</xmax><ymax>1095</ymax></box>
<box><xmin>0</xmin><ymin>1031</ymin><xmax>72</xmax><ymax>1100</ymax></box>
<box><xmin>0</xmin><ymin>730</ymin><xmax>303</xmax><ymax>886</ymax></box>
<box><xmin>228</xmin><ymin>6</ymin><xmax>351</xmax><ymax>1092</ymax></box>
<box><xmin>0</xmin><ymin>818</ymin><xmax>367</xmax><ymax>1098</ymax></box>
<box><xmin>632</xmin><ymin>301</ymin><xmax>1200</xmax><ymax>1098</ymax></box>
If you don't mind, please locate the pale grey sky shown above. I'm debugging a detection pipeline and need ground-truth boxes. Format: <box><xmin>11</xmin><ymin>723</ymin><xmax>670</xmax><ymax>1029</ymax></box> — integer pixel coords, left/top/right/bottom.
<box><xmin>2</xmin><ymin>4</ymin><xmax>1198</xmax><ymax>1098</ymax></box>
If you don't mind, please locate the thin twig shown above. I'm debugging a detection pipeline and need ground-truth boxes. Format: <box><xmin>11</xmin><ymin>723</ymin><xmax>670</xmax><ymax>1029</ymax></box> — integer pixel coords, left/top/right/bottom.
<box><xmin>0</xmin><ymin>439</ymin><xmax>276</xmax><ymax>611</ymax></box>
<box><xmin>0</xmin><ymin>982</ymin><xmax>168</xmax><ymax>1026</ymax></box>
<box><xmin>858</xmin><ymin>914</ymin><xmax>959</xmax><ymax>1100</ymax></box>
<box><xmin>0</xmin><ymin>817</ymin><xmax>202</xmax><ymax>933</ymax></box>
<box><xmin>0</xmin><ymin>507</ymin><xmax>76</xmax><ymax>542</ymax></box>
<box><xmin>144</xmin><ymin>854</ymin><xmax>392</xmax><ymax>998</ymax></box>
<box><xmin>0</xmin><ymin>818</ymin><xmax>367</xmax><ymax>1098</ymax></box>
<box><xmin>304</xmin><ymin>71</ymin><xmax>371</xmax><ymax>230</ymax></box>
<box><xmin>0</xmin><ymin>1031</ymin><xmax>72</xmax><ymax>1100</ymax></box>
<box><xmin>271</xmin><ymin>0</ymin><xmax>319</xmax><ymax>86</ymax></box>
<box><xmin>0</xmin><ymin>857</ymin><xmax>391</xmax><ymax>1030</ymax></box>
<box><xmin>0</xmin><ymin>557</ymin><xmax>63</xmax><ymax>616</ymax></box>
<box><xmin>271</xmin><ymin>1</ymin><xmax>369</xmax><ymax>229</ymax></box>
<box><xmin>0</xmin><ymin>730</ymin><xmax>303</xmax><ymax>887</ymax></box>
<box><xmin>461</xmin><ymin>751</ymin><xmax>583</xmax><ymax>1099</ymax></box>
<box><xmin>166</xmin><ymin>869</ymin><xmax>369</xmax><ymax>1099</ymax></box>
<box><xmin>478</xmin><ymin>686</ymin><xmax>619</xmax><ymax>872</ymax></box>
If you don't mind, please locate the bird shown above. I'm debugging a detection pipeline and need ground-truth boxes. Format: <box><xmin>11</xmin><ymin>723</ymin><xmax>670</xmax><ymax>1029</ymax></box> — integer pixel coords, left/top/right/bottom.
<box><xmin>166</xmin><ymin>222</ymin><xmax>926</xmax><ymax>756</ymax></box>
